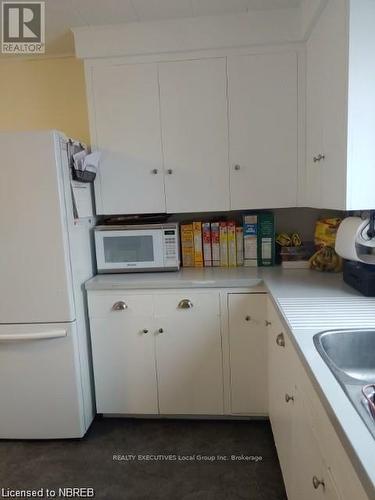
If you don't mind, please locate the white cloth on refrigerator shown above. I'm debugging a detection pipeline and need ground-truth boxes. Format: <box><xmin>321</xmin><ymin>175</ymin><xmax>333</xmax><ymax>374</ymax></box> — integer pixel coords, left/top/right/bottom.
<box><xmin>72</xmin><ymin>150</ymin><xmax>87</xmax><ymax>171</ymax></box>
<box><xmin>83</xmin><ymin>151</ymin><xmax>101</xmax><ymax>174</ymax></box>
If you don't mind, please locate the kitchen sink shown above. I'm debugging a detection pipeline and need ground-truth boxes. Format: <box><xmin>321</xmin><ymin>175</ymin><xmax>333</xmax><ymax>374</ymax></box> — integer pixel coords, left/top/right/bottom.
<box><xmin>314</xmin><ymin>329</ymin><xmax>375</xmax><ymax>439</ymax></box>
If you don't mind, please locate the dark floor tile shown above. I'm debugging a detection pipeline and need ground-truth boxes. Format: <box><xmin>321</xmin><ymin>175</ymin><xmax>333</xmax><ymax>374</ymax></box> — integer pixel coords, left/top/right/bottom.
<box><xmin>0</xmin><ymin>418</ymin><xmax>286</xmax><ymax>500</ymax></box>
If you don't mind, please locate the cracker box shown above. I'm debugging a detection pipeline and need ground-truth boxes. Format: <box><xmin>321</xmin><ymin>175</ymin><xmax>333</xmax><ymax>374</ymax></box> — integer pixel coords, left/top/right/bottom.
<box><xmin>227</xmin><ymin>221</ymin><xmax>237</xmax><ymax>267</ymax></box>
<box><xmin>211</xmin><ymin>222</ymin><xmax>220</xmax><ymax>267</ymax></box>
<box><xmin>180</xmin><ymin>224</ymin><xmax>195</xmax><ymax>267</ymax></box>
<box><xmin>257</xmin><ymin>213</ymin><xmax>275</xmax><ymax>267</ymax></box>
<box><xmin>193</xmin><ymin>222</ymin><xmax>204</xmax><ymax>267</ymax></box>
<box><xmin>243</xmin><ymin>215</ymin><xmax>258</xmax><ymax>267</ymax></box>
<box><xmin>236</xmin><ymin>227</ymin><xmax>244</xmax><ymax>266</ymax></box>
<box><xmin>219</xmin><ymin>222</ymin><xmax>228</xmax><ymax>267</ymax></box>
<box><xmin>202</xmin><ymin>222</ymin><xmax>212</xmax><ymax>267</ymax></box>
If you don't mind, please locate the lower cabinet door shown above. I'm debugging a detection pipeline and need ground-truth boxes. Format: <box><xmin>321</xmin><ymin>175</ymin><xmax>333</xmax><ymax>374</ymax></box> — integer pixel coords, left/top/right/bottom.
<box><xmin>228</xmin><ymin>293</ymin><xmax>267</xmax><ymax>414</ymax></box>
<box><xmin>290</xmin><ymin>386</ymin><xmax>341</xmax><ymax>500</ymax></box>
<box><xmin>154</xmin><ymin>292</ymin><xmax>223</xmax><ymax>414</ymax></box>
<box><xmin>267</xmin><ymin>299</ymin><xmax>296</xmax><ymax>493</ymax></box>
<box><xmin>89</xmin><ymin>294</ymin><xmax>158</xmax><ymax>414</ymax></box>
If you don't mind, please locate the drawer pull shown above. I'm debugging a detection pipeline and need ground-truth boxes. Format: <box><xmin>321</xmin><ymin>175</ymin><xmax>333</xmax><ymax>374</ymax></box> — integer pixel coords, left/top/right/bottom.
<box><xmin>178</xmin><ymin>299</ymin><xmax>193</xmax><ymax>309</ymax></box>
<box><xmin>142</xmin><ymin>329</ymin><xmax>149</xmax><ymax>334</ymax></box>
<box><xmin>312</xmin><ymin>476</ymin><xmax>325</xmax><ymax>490</ymax></box>
<box><xmin>285</xmin><ymin>394</ymin><xmax>294</xmax><ymax>403</ymax></box>
<box><xmin>157</xmin><ymin>328</ymin><xmax>164</xmax><ymax>334</ymax></box>
<box><xmin>112</xmin><ymin>301</ymin><xmax>127</xmax><ymax>311</ymax></box>
<box><xmin>245</xmin><ymin>315</ymin><xmax>251</xmax><ymax>322</ymax></box>
<box><xmin>276</xmin><ymin>333</ymin><xmax>285</xmax><ymax>347</ymax></box>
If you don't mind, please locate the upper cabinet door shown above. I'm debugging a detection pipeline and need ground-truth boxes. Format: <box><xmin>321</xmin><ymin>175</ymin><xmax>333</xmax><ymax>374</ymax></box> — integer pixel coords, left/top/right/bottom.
<box><xmin>91</xmin><ymin>63</ymin><xmax>165</xmax><ymax>214</ymax></box>
<box><xmin>158</xmin><ymin>58</ymin><xmax>229</xmax><ymax>213</ymax></box>
<box><xmin>228</xmin><ymin>52</ymin><xmax>298</xmax><ymax>210</ymax></box>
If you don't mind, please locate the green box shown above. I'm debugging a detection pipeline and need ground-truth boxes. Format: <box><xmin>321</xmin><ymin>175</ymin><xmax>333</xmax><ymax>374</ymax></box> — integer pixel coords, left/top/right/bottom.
<box><xmin>257</xmin><ymin>213</ymin><xmax>275</xmax><ymax>267</ymax></box>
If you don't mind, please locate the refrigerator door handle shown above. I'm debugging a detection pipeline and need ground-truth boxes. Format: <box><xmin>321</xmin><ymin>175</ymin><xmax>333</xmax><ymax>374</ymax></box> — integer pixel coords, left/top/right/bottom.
<box><xmin>0</xmin><ymin>330</ymin><xmax>67</xmax><ymax>341</ymax></box>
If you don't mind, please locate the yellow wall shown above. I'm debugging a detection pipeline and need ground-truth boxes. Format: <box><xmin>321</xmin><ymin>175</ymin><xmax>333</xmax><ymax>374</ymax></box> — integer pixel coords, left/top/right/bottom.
<box><xmin>0</xmin><ymin>57</ymin><xmax>90</xmax><ymax>144</ymax></box>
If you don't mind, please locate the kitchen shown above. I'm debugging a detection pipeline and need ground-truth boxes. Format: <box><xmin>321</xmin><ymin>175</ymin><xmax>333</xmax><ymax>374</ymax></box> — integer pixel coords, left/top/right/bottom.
<box><xmin>0</xmin><ymin>1</ymin><xmax>374</xmax><ymax>499</ymax></box>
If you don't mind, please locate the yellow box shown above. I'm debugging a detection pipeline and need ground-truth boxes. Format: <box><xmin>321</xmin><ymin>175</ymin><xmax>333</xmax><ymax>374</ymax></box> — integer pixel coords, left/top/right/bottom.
<box><xmin>193</xmin><ymin>222</ymin><xmax>204</xmax><ymax>267</ymax></box>
<box><xmin>180</xmin><ymin>224</ymin><xmax>194</xmax><ymax>267</ymax></box>
<box><xmin>220</xmin><ymin>222</ymin><xmax>228</xmax><ymax>267</ymax></box>
<box><xmin>228</xmin><ymin>221</ymin><xmax>237</xmax><ymax>267</ymax></box>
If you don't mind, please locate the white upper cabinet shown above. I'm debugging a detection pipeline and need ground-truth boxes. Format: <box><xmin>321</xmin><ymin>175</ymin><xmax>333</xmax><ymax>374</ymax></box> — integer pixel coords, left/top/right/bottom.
<box><xmin>90</xmin><ymin>63</ymin><xmax>166</xmax><ymax>214</ymax></box>
<box><xmin>159</xmin><ymin>58</ymin><xmax>229</xmax><ymax>213</ymax></box>
<box><xmin>228</xmin><ymin>52</ymin><xmax>298</xmax><ymax>210</ymax></box>
<box><xmin>306</xmin><ymin>0</ymin><xmax>375</xmax><ymax>210</ymax></box>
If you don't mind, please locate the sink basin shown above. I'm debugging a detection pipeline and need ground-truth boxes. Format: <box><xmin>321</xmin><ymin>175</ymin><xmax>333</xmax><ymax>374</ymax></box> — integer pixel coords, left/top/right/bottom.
<box><xmin>314</xmin><ymin>329</ymin><xmax>375</xmax><ymax>438</ymax></box>
<box><xmin>314</xmin><ymin>329</ymin><xmax>375</xmax><ymax>383</ymax></box>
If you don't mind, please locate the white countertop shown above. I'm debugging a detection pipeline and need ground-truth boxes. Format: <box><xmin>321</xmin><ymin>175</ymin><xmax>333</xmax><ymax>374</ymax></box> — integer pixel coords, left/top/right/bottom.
<box><xmin>85</xmin><ymin>267</ymin><xmax>375</xmax><ymax>497</ymax></box>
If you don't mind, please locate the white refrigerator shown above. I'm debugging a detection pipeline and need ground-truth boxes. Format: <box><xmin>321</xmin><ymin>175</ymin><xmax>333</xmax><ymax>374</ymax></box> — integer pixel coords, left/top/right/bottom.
<box><xmin>0</xmin><ymin>131</ymin><xmax>95</xmax><ymax>438</ymax></box>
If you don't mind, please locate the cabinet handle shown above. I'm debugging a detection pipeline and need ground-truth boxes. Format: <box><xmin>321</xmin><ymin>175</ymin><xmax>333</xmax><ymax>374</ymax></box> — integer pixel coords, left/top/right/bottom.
<box><xmin>142</xmin><ymin>329</ymin><xmax>149</xmax><ymax>334</ymax></box>
<box><xmin>245</xmin><ymin>315</ymin><xmax>251</xmax><ymax>321</ymax></box>
<box><xmin>276</xmin><ymin>333</ymin><xmax>285</xmax><ymax>347</ymax></box>
<box><xmin>234</xmin><ymin>164</ymin><xmax>241</xmax><ymax>171</ymax></box>
<box><xmin>157</xmin><ymin>328</ymin><xmax>164</xmax><ymax>334</ymax></box>
<box><xmin>112</xmin><ymin>301</ymin><xmax>127</xmax><ymax>311</ymax></box>
<box><xmin>151</xmin><ymin>168</ymin><xmax>158</xmax><ymax>174</ymax></box>
<box><xmin>313</xmin><ymin>154</ymin><xmax>325</xmax><ymax>163</ymax></box>
<box><xmin>312</xmin><ymin>476</ymin><xmax>325</xmax><ymax>490</ymax></box>
<box><xmin>178</xmin><ymin>299</ymin><xmax>193</xmax><ymax>309</ymax></box>
<box><xmin>166</xmin><ymin>169</ymin><xmax>173</xmax><ymax>175</ymax></box>
<box><xmin>265</xmin><ymin>320</ymin><xmax>272</xmax><ymax>326</ymax></box>
<box><xmin>285</xmin><ymin>394</ymin><xmax>294</xmax><ymax>403</ymax></box>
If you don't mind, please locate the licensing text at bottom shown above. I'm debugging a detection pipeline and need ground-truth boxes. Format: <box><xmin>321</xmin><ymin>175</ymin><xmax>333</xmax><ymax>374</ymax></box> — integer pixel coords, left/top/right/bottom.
<box><xmin>0</xmin><ymin>489</ymin><xmax>95</xmax><ymax>498</ymax></box>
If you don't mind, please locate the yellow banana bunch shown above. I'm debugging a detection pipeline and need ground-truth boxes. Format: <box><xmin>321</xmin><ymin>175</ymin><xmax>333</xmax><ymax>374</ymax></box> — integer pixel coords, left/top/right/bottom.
<box><xmin>276</xmin><ymin>233</ymin><xmax>292</xmax><ymax>246</ymax></box>
<box><xmin>309</xmin><ymin>246</ymin><xmax>342</xmax><ymax>272</ymax></box>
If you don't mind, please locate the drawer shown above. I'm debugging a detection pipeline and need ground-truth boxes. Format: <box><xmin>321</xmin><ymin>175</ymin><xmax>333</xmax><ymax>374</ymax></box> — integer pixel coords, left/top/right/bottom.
<box><xmin>87</xmin><ymin>292</ymin><xmax>153</xmax><ymax>319</ymax></box>
<box><xmin>154</xmin><ymin>291</ymin><xmax>220</xmax><ymax>318</ymax></box>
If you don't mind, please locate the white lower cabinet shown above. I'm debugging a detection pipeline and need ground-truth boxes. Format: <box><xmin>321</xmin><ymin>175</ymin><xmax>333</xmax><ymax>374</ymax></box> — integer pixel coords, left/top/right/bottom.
<box><xmin>88</xmin><ymin>290</ymin><xmax>223</xmax><ymax>415</ymax></box>
<box><xmin>291</xmin><ymin>385</ymin><xmax>341</xmax><ymax>500</ymax></box>
<box><xmin>155</xmin><ymin>292</ymin><xmax>223</xmax><ymax>414</ymax></box>
<box><xmin>267</xmin><ymin>299</ymin><xmax>296</xmax><ymax>492</ymax></box>
<box><xmin>228</xmin><ymin>293</ymin><xmax>267</xmax><ymax>414</ymax></box>
<box><xmin>88</xmin><ymin>294</ymin><xmax>158</xmax><ymax>414</ymax></box>
<box><xmin>267</xmin><ymin>298</ymin><xmax>368</xmax><ymax>500</ymax></box>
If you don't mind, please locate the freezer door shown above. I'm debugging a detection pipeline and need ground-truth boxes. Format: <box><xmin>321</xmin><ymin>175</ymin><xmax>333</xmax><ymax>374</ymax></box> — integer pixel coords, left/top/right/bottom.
<box><xmin>0</xmin><ymin>323</ymin><xmax>86</xmax><ymax>439</ymax></box>
<box><xmin>0</xmin><ymin>131</ymin><xmax>75</xmax><ymax>323</ymax></box>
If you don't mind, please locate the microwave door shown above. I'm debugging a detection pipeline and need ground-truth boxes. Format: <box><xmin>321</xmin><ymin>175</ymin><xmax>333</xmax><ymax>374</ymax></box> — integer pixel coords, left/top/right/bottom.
<box><xmin>97</xmin><ymin>230</ymin><xmax>164</xmax><ymax>271</ymax></box>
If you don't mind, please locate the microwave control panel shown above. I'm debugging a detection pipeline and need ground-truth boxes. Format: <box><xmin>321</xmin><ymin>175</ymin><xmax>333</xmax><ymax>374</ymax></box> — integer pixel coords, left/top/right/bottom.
<box><xmin>163</xmin><ymin>228</ymin><xmax>179</xmax><ymax>268</ymax></box>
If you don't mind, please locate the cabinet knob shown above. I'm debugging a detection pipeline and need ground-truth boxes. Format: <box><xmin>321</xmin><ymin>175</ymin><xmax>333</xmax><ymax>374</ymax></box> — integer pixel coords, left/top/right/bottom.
<box><xmin>313</xmin><ymin>154</ymin><xmax>325</xmax><ymax>163</ymax></box>
<box><xmin>234</xmin><ymin>164</ymin><xmax>241</xmax><ymax>171</ymax></box>
<box><xmin>285</xmin><ymin>394</ymin><xmax>294</xmax><ymax>403</ymax></box>
<box><xmin>166</xmin><ymin>169</ymin><xmax>173</xmax><ymax>175</ymax></box>
<box><xmin>276</xmin><ymin>333</ymin><xmax>285</xmax><ymax>347</ymax></box>
<box><xmin>245</xmin><ymin>315</ymin><xmax>251</xmax><ymax>321</ymax></box>
<box><xmin>151</xmin><ymin>168</ymin><xmax>158</xmax><ymax>174</ymax></box>
<box><xmin>178</xmin><ymin>299</ymin><xmax>193</xmax><ymax>309</ymax></box>
<box><xmin>112</xmin><ymin>301</ymin><xmax>127</xmax><ymax>311</ymax></box>
<box><xmin>158</xmin><ymin>328</ymin><xmax>164</xmax><ymax>334</ymax></box>
<box><xmin>142</xmin><ymin>329</ymin><xmax>149</xmax><ymax>334</ymax></box>
<box><xmin>265</xmin><ymin>320</ymin><xmax>272</xmax><ymax>326</ymax></box>
<box><xmin>312</xmin><ymin>476</ymin><xmax>325</xmax><ymax>490</ymax></box>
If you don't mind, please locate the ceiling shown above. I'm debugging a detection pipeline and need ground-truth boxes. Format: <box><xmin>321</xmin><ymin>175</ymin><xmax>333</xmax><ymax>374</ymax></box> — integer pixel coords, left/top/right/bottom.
<box><xmin>3</xmin><ymin>0</ymin><xmax>304</xmax><ymax>56</ymax></box>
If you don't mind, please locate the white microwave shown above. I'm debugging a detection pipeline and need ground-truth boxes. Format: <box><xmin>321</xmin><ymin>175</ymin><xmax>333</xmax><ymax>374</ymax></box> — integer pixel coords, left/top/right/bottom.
<box><xmin>94</xmin><ymin>223</ymin><xmax>180</xmax><ymax>273</ymax></box>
